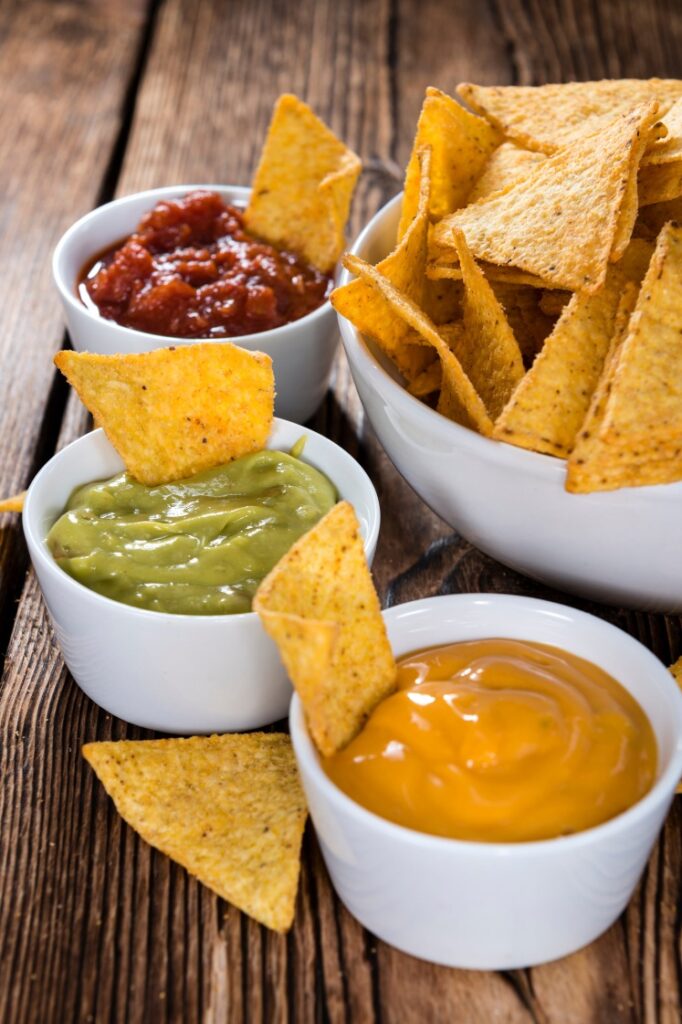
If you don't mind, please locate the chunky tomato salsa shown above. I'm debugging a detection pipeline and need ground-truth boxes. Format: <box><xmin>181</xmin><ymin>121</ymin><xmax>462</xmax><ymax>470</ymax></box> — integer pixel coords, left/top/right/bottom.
<box><xmin>78</xmin><ymin>190</ymin><xmax>332</xmax><ymax>339</ymax></box>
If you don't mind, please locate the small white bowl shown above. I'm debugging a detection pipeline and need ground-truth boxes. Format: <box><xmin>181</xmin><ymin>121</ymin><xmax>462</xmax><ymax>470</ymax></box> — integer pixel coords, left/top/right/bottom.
<box><xmin>290</xmin><ymin>593</ymin><xmax>682</xmax><ymax>969</ymax></box>
<box><xmin>24</xmin><ymin>421</ymin><xmax>379</xmax><ymax>734</ymax></box>
<box><xmin>53</xmin><ymin>185</ymin><xmax>339</xmax><ymax>424</ymax></box>
<box><xmin>337</xmin><ymin>193</ymin><xmax>682</xmax><ymax>611</ymax></box>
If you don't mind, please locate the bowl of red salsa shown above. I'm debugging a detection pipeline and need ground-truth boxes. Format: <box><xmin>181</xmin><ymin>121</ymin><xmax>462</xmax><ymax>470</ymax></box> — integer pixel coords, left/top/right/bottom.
<box><xmin>53</xmin><ymin>186</ymin><xmax>339</xmax><ymax>423</ymax></box>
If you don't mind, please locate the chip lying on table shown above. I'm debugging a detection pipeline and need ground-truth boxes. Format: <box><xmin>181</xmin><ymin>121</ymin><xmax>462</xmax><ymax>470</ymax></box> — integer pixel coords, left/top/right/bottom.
<box><xmin>55</xmin><ymin>342</ymin><xmax>275</xmax><ymax>485</ymax></box>
<box><xmin>332</xmin><ymin>79</ymin><xmax>682</xmax><ymax>494</ymax></box>
<box><xmin>83</xmin><ymin>733</ymin><xmax>307</xmax><ymax>932</ymax></box>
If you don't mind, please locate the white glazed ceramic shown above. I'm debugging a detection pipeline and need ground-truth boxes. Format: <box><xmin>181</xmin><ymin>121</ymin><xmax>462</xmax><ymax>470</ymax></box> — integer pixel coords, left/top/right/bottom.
<box><xmin>337</xmin><ymin>193</ymin><xmax>682</xmax><ymax>611</ymax></box>
<box><xmin>24</xmin><ymin>422</ymin><xmax>379</xmax><ymax>733</ymax></box>
<box><xmin>290</xmin><ymin>593</ymin><xmax>682</xmax><ymax>970</ymax></box>
<box><xmin>53</xmin><ymin>185</ymin><xmax>339</xmax><ymax>423</ymax></box>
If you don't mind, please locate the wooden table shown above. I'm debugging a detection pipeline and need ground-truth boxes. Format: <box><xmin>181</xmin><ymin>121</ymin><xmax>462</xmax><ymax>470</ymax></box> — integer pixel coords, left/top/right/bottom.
<box><xmin>0</xmin><ymin>1</ymin><xmax>680</xmax><ymax>1020</ymax></box>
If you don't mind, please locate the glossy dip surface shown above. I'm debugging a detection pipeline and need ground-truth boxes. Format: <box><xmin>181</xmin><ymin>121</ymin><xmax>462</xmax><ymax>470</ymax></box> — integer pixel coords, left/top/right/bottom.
<box><xmin>47</xmin><ymin>448</ymin><xmax>336</xmax><ymax>615</ymax></box>
<box><xmin>324</xmin><ymin>638</ymin><xmax>657</xmax><ymax>842</ymax></box>
<box><xmin>78</xmin><ymin>190</ymin><xmax>332</xmax><ymax>338</ymax></box>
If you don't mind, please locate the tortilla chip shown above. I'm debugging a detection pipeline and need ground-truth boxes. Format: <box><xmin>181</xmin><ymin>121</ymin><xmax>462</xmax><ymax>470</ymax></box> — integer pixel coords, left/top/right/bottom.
<box><xmin>635</xmin><ymin>196</ymin><xmax>682</xmax><ymax>239</ymax></box>
<box><xmin>244</xmin><ymin>94</ymin><xmax>361</xmax><ymax>273</ymax></box>
<box><xmin>567</xmin><ymin>225</ymin><xmax>682</xmax><ymax>491</ymax></box>
<box><xmin>644</xmin><ymin>97</ymin><xmax>682</xmax><ymax>165</ymax></box>
<box><xmin>342</xmin><ymin>254</ymin><xmax>493</xmax><ymax>434</ymax></box>
<box><xmin>331</xmin><ymin>148</ymin><xmax>435</xmax><ymax>382</ymax></box>
<box><xmin>468</xmin><ymin>143</ymin><xmax>546</xmax><ymax>203</ymax></box>
<box><xmin>639</xmin><ymin>160</ymin><xmax>682</xmax><ymax>206</ymax></box>
<box><xmin>398</xmin><ymin>87</ymin><xmax>499</xmax><ymax>238</ymax></box>
<box><xmin>83</xmin><ymin>733</ymin><xmax>307</xmax><ymax>932</ymax></box>
<box><xmin>253</xmin><ymin>502</ymin><xmax>396</xmax><ymax>757</ymax></box>
<box><xmin>451</xmin><ymin>228</ymin><xmax>524</xmax><ymax>418</ymax></box>
<box><xmin>457</xmin><ymin>79</ymin><xmax>682</xmax><ymax>153</ymax></box>
<box><xmin>491</xmin><ymin>283</ymin><xmax>557</xmax><ymax>366</ymax></box>
<box><xmin>408</xmin><ymin>360</ymin><xmax>442</xmax><ymax>397</ymax></box>
<box><xmin>539</xmin><ymin>290</ymin><xmax>572</xmax><ymax>318</ymax></box>
<box><xmin>494</xmin><ymin>240</ymin><xmax>652</xmax><ymax>457</ymax></box>
<box><xmin>0</xmin><ymin>491</ymin><xmax>26</xmax><ymax>513</ymax></box>
<box><xmin>432</xmin><ymin>104</ymin><xmax>661</xmax><ymax>293</ymax></box>
<box><xmin>600</xmin><ymin>222</ymin><xmax>682</xmax><ymax>458</ymax></box>
<box><xmin>427</xmin><ymin>259</ymin><xmax>554</xmax><ymax>290</ymax></box>
<box><xmin>613</xmin><ymin>122</ymin><xmax>663</xmax><ymax>261</ymax></box>
<box><xmin>671</xmin><ymin>657</ymin><xmax>682</xmax><ymax>685</ymax></box>
<box><xmin>55</xmin><ymin>343</ymin><xmax>274</xmax><ymax>486</ymax></box>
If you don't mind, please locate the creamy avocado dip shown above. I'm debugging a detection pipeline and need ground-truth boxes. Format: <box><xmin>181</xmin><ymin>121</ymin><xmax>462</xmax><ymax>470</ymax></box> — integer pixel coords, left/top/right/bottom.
<box><xmin>47</xmin><ymin>447</ymin><xmax>337</xmax><ymax>615</ymax></box>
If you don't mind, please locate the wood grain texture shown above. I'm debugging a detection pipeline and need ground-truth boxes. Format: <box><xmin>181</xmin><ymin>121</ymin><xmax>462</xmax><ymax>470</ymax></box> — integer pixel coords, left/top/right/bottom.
<box><xmin>0</xmin><ymin>0</ymin><xmax>680</xmax><ymax>1021</ymax></box>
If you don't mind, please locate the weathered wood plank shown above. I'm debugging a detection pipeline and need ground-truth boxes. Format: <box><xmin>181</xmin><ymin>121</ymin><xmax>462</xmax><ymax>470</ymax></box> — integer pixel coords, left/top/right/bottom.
<box><xmin>0</xmin><ymin>0</ymin><xmax>151</xmax><ymax>642</ymax></box>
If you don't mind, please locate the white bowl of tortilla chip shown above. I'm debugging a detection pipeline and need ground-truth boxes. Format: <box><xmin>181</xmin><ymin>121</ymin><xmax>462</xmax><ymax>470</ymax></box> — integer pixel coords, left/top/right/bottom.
<box><xmin>336</xmin><ymin>193</ymin><xmax>682</xmax><ymax>611</ymax></box>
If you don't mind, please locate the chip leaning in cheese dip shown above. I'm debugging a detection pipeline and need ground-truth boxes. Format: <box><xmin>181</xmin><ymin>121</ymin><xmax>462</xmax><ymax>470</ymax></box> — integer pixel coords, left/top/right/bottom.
<box><xmin>324</xmin><ymin>638</ymin><xmax>658</xmax><ymax>843</ymax></box>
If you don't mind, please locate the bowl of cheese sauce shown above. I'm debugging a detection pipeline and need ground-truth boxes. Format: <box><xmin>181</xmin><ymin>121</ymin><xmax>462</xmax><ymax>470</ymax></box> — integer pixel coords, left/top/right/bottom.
<box><xmin>290</xmin><ymin>593</ymin><xmax>682</xmax><ymax>970</ymax></box>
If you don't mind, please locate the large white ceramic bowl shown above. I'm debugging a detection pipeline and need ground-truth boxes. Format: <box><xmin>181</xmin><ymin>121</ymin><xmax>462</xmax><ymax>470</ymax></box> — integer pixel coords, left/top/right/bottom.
<box><xmin>337</xmin><ymin>193</ymin><xmax>682</xmax><ymax>611</ymax></box>
<box><xmin>53</xmin><ymin>185</ymin><xmax>339</xmax><ymax>424</ymax></box>
<box><xmin>24</xmin><ymin>422</ymin><xmax>379</xmax><ymax>733</ymax></box>
<box><xmin>291</xmin><ymin>593</ymin><xmax>682</xmax><ymax>969</ymax></box>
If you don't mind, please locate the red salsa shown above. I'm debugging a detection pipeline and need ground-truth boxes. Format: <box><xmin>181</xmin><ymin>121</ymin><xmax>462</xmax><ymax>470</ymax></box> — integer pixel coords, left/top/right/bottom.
<box><xmin>78</xmin><ymin>190</ymin><xmax>332</xmax><ymax>338</ymax></box>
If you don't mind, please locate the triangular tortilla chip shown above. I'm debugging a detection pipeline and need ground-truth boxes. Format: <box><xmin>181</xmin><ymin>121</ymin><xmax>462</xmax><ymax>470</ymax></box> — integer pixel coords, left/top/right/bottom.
<box><xmin>332</xmin><ymin>148</ymin><xmax>436</xmax><ymax>382</ymax></box>
<box><xmin>671</xmin><ymin>656</ymin><xmax>682</xmax><ymax>685</ymax></box>
<box><xmin>432</xmin><ymin>104</ymin><xmax>661</xmax><ymax>293</ymax></box>
<box><xmin>342</xmin><ymin>253</ymin><xmax>493</xmax><ymax>434</ymax></box>
<box><xmin>407</xmin><ymin>359</ymin><xmax>442</xmax><ymax>397</ymax></box>
<box><xmin>643</xmin><ymin>97</ymin><xmax>682</xmax><ymax>165</ymax></box>
<box><xmin>0</xmin><ymin>491</ymin><xmax>26</xmax><ymax>513</ymax></box>
<box><xmin>567</xmin><ymin>225</ymin><xmax>682</xmax><ymax>491</ymax></box>
<box><xmin>244</xmin><ymin>94</ymin><xmax>361</xmax><ymax>272</ymax></box>
<box><xmin>83</xmin><ymin>733</ymin><xmax>307</xmax><ymax>932</ymax></box>
<box><xmin>54</xmin><ymin>343</ymin><xmax>274</xmax><ymax>486</ymax></box>
<box><xmin>636</xmin><ymin>196</ymin><xmax>682</xmax><ymax>239</ymax></box>
<box><xmin>427</xmin><ymin>258</ymin><xmax>555</xmax><ymax>290</ymax></box>
<box><xmin>451</xmin><ymin>228</ymin><xmax>524</xmax><ymax>418</ymax></box>
<box><xmin>254</xmin><ymin>502</ymin><xmax>396</xmax><ymax>757</ymax></box>
<box><xmin>639</xmin><ymin>160</ymin><xmax>682</xmax><ymax>206</ymax></box>
<box><xmin>490</xmin><ymin>282</ymin><xmax>557</xmax><ymax>366</ymax></box>
<box><xmin>599</xmin><ymin>222</ymin><xmax>682</xmax><ymax>457</ymax></box>
<box><xmin>468</xmin><ymin>143</ymin><xmax>546</xmax><ymax>203</ymax></box>
<box><xmin>457</xmin><ymin>79</ymin><xmax>682</xmax><ymax>153</ymax></box>
<box><xmin>494</xmin><ymin>240</ymin><xmax>652</xmax><ymax>457</ymax></box>
<box><xmin>398</xmin><ymin>87</ymin><xmax>500</xmax><ymax>238</ymax></box>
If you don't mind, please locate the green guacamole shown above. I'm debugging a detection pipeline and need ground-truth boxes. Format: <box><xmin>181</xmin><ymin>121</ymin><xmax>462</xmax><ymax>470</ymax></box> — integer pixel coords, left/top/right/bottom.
<box><xmin>47</xmin><ymin>447</ymin><xmax>337</xmax><ymax>615</ymax></box>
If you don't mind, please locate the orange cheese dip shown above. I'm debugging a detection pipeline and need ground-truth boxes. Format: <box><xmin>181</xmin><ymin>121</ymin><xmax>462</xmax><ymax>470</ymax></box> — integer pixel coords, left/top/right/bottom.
<box><xmin>324</xmin><ymin>639</ymin><xmax>657</xmax><ymax>842</ymax></box>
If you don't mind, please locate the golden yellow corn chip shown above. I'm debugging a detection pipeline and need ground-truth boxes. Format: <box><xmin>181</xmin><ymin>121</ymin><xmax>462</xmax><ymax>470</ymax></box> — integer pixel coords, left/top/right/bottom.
<box><xmin>457</xmin><ymin>79</ymin><xmax>682</xmax><ymax>153</ymax></box>
<box><xmin>635</xmin><ymin>196</ymin><xmax>682</xmax><ymax>239</ymax></box>
<box><xmin>244</xmin><ymin>94</ymin><xmax>361</xmax><ymax>273</ymax></box>
<box><xmin>539</xmin><ymin>290</ymin><xmax>572</xmax><ymax>318</ymax></box>
<box><xmin>342</xmin><ymin>254</ymin><xmax>493</xmax><ymax>435</ymax></box>
<box><xmin>468</xmin><ymin>143</ymin><xmax>546</xmax><ymax>203</ymax></box>
<box><xmin>331</xmin><ymin>148</ymin><xmax>435</xmax><ymax>382</ymax></box>
<box><xmin>254</xmin><ymin>502</ymin><xmax>396</xmax><ymax>757</ymax></box>
<box><xmin>83</xmin><ymin>733</ymin><xmax>307</xmax><ymax>932</ymax></box>
<box><xmin>451</xmin><ymin>229</ymin><xmax>524</xmax><ymax>419</ymax></box>
<box><xmin>613</xmin><ymin>122</ymin><xmax>663</xmax><ymax>261</ymax></box>
<box><xmin>671</xmin><ymin>656</ymin><xmax>682</xmax><ymax>685</ymax></box>
<box><xmin>427</xmin><ymin>259</ymin><xmax>554</xmax><ymax>290</ymax></box>
<box><xmin>644</xmin><ymin>97</ymin><xmax>682</xmax><ymax>165</ymax></box>
<box><xmin>639</xmin><ymin>160</ymin><xmax>682</xmax><ymax>206</ymax></box>
<box><xmin>432</xmin><ymin>104</ymin><xmax>660</xmax><ymax>293</ymax></box>
<box><xmin>408</xmin><ymin>360</ymin><xmax>442</xmax><ymax>397</ymax></box>
<box><xmin>55</xmin><ymin>343</ymin><xmax>274</xmax><ymax>486</ymax></box>
<box><xmin>494</xmin><ymin>241</ymin><xmax>652</xmax><ymax>457</ymax></box>
<box><xmin>600</xmin><ymin>222</ymin><xmax>682</xmax><ymax>459</ymax></box>
<box><xmin>398</xmin><ymin>87</ymin><xmax>499</xmax><ymax>238</ymax></box>
<box><xmin>491</xmin><ymin>283</ymin><xmax>557</xmax><ymax>366</ymax></box>
<box><xmin>567</xmin><ymin>226</ymin><xmax>682</xmax><ymax>492</ymax></box>
<box><xmin>0</xmin><ymin>491</ymin><xmax>26</xmax><ymax>513</ymax></box>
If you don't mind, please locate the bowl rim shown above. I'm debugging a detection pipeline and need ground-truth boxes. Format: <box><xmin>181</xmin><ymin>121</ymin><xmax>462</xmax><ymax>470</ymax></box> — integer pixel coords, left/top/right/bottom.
<box><xmin>290</xmin><ymin>592</ymin><xmax>682</xmax><ymax>855</ymax></box>
<box><xmin>337</xmin><ymin>191</ymin><xmax>682</xmax><ymax>497</ymax></box>
<box><xmin>24</xmin><ymin>420</ymin><xmax>380</xmax><ymax>625</ymax></box>
<box><xmin>52</xmin><ymin>183</ymin><xmax>335</xmax><ymax>349</ymax></box>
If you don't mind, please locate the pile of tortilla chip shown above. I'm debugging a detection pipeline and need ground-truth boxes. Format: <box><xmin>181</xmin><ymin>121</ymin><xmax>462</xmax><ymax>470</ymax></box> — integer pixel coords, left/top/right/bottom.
<box><xmin>332</xmin><ymin>80</ymin><xmax>682</xmax><ymax>493</ymax></box>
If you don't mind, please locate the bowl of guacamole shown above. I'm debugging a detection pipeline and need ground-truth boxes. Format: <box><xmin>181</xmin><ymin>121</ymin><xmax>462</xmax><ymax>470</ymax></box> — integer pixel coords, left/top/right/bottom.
<box><xmin>23</xmin><ymin>421</ymin><xmax>379</xmax><ymax>734</ymax></box>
